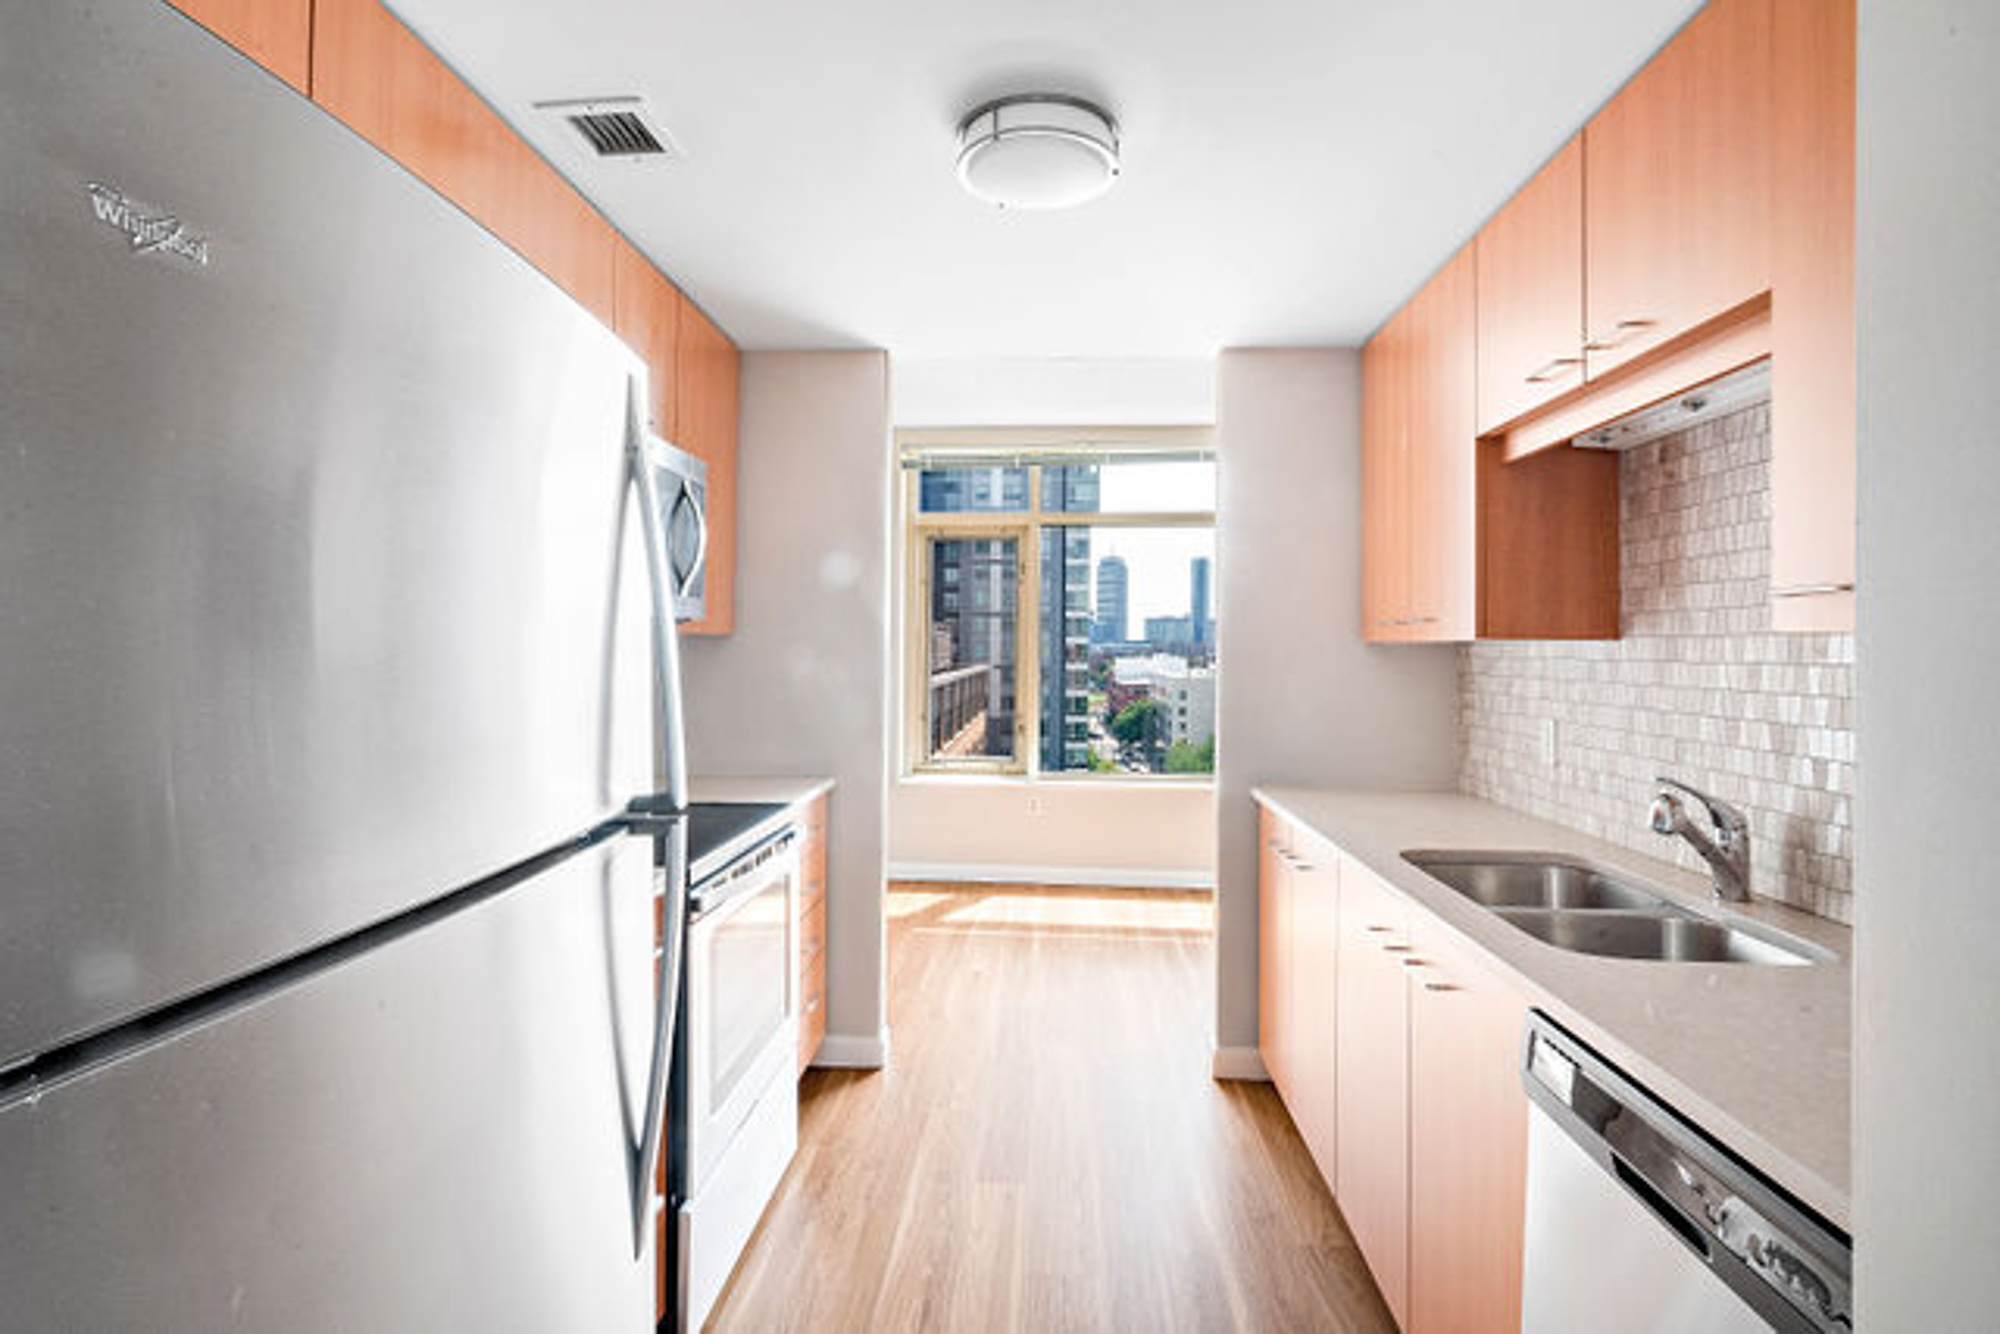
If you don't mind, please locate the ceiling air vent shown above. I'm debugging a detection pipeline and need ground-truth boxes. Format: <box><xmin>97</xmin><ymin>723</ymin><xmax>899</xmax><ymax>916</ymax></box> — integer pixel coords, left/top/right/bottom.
<box><xmin>533</xmin><ymin>97</ymin><xmax>679</xmax><ymax>162</ymax></box>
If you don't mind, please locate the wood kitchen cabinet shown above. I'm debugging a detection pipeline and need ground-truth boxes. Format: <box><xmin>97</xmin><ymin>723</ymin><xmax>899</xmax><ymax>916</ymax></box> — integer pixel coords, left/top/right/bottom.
<box><xmin>1363</xmin><ymin>245</ymin><xmax>1474</xmax><ymax>643</ymax></box>
<box><xmin>1584</xmin><ymin>0</ymin><xmax>1773</xmax><ymax>380</ymax></box>
<box><xmin>1475</xmin><ymin>137</ymin><xmax>1585</xmax><ymax>434</ymax></box>
<box><xmin>1257</xmin><ymin>807</ymin><xmax>1295</xmax><ymax>1098</ymax></box>
<box><xmin>1258</xmin><ymin>812</ymin><xmax>1340</xmax><ymax>1186</ymax></box>
<box><xmin>1360</xmin><ymin>304</ymin><xmax>1413</xmax><ymax>641</ymax></box>
<box><xmin>1769</xmin><ymin>0</ymin><xmax>1856</xmax><ymax>632</ymax></box>
<box><xmin>1287</xmin><ymin>831</ymin><xmax>1341</xmax><ymax>1186</ymax></box>
<box><xmin>1406</xmin><ymin>916</ymin><xmax>1530</xmax><ymax>1334</ymax></box>
<box><xmin>798</xmin><ymin>793</ymin><xmax>829</xmax><ymax>1074</ymax></box>
<box><xmin>675</xmin><ymin>299</ymin><xmax>741</xmax><ymax>636</ymax></box>
<box><xmin>1334</xmin><ymin>858</ymin><xmax>1411</xmax><ymax>1326</ymax></box>
<box><xmin>166</xmin><ymin>0</ymin><xmax>312</xmax><ymax>93</ymax></box>
<box><xmin>612</xmin><ymin>237</ymin><xmax>684</xmax><ymax>440</ymax></box>
<box><xmin>310</xmin><ymin>0</ymin><xmax>617</xmax><ymax>327</ymax></box>
<box><xmin>1364</xmin><ymin>243</ymin><xmax>1618</xmax><ymax>643</ymax></box>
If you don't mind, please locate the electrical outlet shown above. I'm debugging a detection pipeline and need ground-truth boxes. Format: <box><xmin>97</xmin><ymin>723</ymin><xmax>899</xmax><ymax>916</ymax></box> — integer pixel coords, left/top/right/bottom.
<box><xmin>1026</xmin><ymin>794</ymin><xmax>1046</xmax><ymax>816</ymax></box>
<box><xmin>1540</xmin><ymin>717</ymin><xmax>1560</xmax><ymax>768</ymax></box>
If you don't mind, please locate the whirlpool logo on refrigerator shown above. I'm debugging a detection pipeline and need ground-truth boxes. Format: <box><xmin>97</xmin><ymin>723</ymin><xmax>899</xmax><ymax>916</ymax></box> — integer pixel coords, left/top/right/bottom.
<box><xmin>85</xmin><ymin>183</ymin><xmax>211</xmax><ymax>266</ymax></box>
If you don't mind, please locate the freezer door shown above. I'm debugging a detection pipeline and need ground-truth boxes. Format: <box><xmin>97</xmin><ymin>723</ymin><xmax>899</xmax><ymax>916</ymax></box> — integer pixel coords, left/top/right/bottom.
<box><xmin>0</xmin><ymin>0</ymin><xmax>654</xmax><ymax>1066</ymax></box>
<box><xmin>0</xmin><ymin>832</ymin><xmax>661</xmax><ymax>1333</ymax></box>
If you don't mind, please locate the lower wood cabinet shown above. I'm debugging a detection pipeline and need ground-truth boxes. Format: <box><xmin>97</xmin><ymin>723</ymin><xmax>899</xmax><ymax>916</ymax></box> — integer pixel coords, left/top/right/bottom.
<box><xmin>1407</xmin><ymin>916</ymin><xmax>1530</xmax><ymax>1334</ymax></box>
<box><xmin>797</xmin><ymin>793</ymin><xmax>829</xmax><ymax>1075</ymax></box>
<box><xmin>1334</xmin><ymin>858</ymin><xmax>1412</xmax><ymax>1326</ymax></box>
<box><xmin>1256</xmin><ymin>802</ymin><xmax>1532</xmax><ymax>1333</ymax></box>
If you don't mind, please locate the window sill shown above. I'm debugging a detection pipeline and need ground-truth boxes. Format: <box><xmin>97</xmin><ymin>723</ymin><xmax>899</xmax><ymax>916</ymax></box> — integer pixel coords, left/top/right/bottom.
<box><xmin>898</xmin><ymin>770</ymin><xmax>1216</xmax><ymax>792</ymax></box>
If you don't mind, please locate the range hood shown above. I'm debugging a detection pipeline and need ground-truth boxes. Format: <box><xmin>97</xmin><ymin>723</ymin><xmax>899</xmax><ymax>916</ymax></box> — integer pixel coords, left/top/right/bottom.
<box><xmin>1568</xmin><ymin>359</ymin><xmax>1770</xmax><ymax>451</ymax></box>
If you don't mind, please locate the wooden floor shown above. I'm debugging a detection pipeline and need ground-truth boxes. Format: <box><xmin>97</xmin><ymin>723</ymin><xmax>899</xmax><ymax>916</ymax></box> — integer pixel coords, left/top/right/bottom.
<box><xmin>708</xmin><ymin>883</ymin><xmax>1395</xmax><ymax>1333</ymax></box>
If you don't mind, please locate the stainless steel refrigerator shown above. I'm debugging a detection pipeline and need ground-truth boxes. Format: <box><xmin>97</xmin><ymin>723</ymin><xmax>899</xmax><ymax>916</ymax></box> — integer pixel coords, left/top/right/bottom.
<box><xmin>1</xmin><ymin>1</ymin><xmax>690</xmax><ymax>1327</ymax></box>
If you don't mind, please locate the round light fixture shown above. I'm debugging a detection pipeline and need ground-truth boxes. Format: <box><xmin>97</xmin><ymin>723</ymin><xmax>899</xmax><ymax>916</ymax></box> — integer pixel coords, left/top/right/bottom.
<box><xmin>955</xmin><ymin>94</ymin><xmax>1120</xmax><ymax>210</ymax></box>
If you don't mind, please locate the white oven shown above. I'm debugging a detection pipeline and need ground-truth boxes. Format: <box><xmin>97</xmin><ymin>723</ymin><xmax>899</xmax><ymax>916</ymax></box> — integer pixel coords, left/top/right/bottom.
<box><xmin>672</xmin><ymin>823</ymin><xmax>801</xmax><ymax>1330</ymax></box>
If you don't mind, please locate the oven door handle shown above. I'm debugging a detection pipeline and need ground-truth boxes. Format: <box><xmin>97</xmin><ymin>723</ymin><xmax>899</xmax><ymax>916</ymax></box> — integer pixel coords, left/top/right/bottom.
<box><xmin>612</xmin><ymin>802</ymin><xmax>687</xmax><ymax>1259</ymax></box>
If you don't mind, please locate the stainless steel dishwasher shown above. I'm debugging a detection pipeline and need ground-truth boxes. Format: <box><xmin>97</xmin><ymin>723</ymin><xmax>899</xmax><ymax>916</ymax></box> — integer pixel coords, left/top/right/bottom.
<box><xmin>1520</xmin><ymin>1012</ymin><xmax>1852</xmax><ymax>1332</ymax></box>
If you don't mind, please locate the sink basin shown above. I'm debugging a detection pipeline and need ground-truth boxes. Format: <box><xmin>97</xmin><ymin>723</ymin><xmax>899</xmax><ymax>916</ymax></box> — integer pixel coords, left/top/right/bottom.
<box><xmin>1402</xmin><ymin>849</ymin><xmax>1829</xmax><ymax>967</ymax></box>
<box><xmin>1404</xmin><ymin>851</ymin><xmax>1666</xmax><ymax>911</ymax></box>
<box><xmin>1494</xmin><ymin>908</ymin><xmax>1820</xmax><ymax>966</ymax></box>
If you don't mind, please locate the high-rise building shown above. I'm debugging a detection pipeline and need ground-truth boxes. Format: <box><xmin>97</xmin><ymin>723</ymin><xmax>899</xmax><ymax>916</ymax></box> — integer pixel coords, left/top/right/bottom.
<box><xmin>1093</xmin><ymin>555</ymin><xmax>1128</xmax><ymax>645</ymax></box>
<box><xmin>1039</xmin><ymin>466</ymin><xmax>1098</xmax><ymax>770</ymax></box>
<box><xmin>1190</xmin><ymin>556</ymin><xmax>1212</xmax><ymax>648</ymax></box>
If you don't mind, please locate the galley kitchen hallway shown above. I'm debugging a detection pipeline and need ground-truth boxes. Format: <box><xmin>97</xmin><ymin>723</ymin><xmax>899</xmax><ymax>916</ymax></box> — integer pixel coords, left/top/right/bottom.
<box><xmin>709</xmin><ymin>884</ymin><xmax>1394</xmax><ymax>1333</ymax></box>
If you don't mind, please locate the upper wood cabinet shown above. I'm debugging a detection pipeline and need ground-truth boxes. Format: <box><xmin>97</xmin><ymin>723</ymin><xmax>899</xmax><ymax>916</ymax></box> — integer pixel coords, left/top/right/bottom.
<box><xmin>1406</xmin><ymin>917</ymin><xmax>1530</xmax><ymax>1334</ymax></box>
<box><xmin>1363</xmin><ymin>246</ymin><xmax>1474</xmax><ymax>642</ymax></box>
<box><xmin>1364</xmin><ymin>244</ymin><xmax>1618</xmax><ymax>643</ymax></box>
<box><xmin>1405</xmin><ymin>247</ymin><xmax>1478</xmax><ymax>640</ymax></box>
<box><xmin>166</xmin><ymin>0</ymin><xmax>312</xmax><ymax>94</ymax></box>
<box><xmin>310</xmin><ymin>0</ymin><xmax>616</xmax><ymax>327</ymax></box>
<box><xmin>1361</xmin><ymin>303</ymin><xmax>1413</xmax><ymax>640</ymax></box>
<box><xmin>612</xmin><ymin>237</ymin><xmax>684</xmax><ymax>438</ymax></box>
<box><xmin>675</xmin><ymin>300</ymin><xmax>741</xmax><ymax>636</ymax></box>
<box><xmin>1476</xmin><ymin>137</ymin><xmax>1585</xmax><ymax>434</ymax></box>
<box><xmin>1334</xmin><ymin>859</ymin><xmax>1411</xmax><ymax>1326</ymax></box>
<box><xmin>1769</xmin><ymin>0</ymin><xmax>1856</xmax><ymax>630</ymax></box>
<box><xmin>1584</xmin><ymin>0</ymin><xmax>1773</xmax><ymax>379</ymax></box>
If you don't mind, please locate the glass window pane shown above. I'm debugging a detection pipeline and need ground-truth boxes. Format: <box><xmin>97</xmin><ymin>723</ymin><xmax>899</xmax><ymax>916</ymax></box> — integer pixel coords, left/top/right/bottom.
<box><xmin>1040</xmin><ymin>459</ymin><xmax>1215</xmax><ymax>515</ymax></box>
<box><xmin>918</xmin><ymin>465</ymin><xmax>1029</xmax><ymax>513</ymax></box>
<box><xmin>926</xmin><ymin>537</ymin><xmax>1017</xmax><ymax>763</ymax></box>
<box><xmin>1043</xmin><ymin>526</ymin><xmax>1216</xmax><ymax>775</ymax></box>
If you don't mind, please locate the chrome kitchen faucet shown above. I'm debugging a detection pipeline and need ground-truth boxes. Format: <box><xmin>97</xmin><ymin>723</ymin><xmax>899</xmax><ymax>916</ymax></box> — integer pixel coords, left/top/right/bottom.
<box><xmin>1648</xmin><ymin>777</ymin><xmax>1752</xmax><ymax>903</ymax></box>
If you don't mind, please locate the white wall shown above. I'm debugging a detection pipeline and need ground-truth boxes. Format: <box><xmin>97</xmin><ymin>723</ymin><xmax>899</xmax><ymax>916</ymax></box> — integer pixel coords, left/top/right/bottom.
<box><xmin>682</xmin><ymin>351</ymin><xmax>893</xmax><ymax>1065</ymax></box>
<box><xmin>886</xmin><ymin>355</ymin><xmax>1221</xmax><ymax>885</ymax></box>
<box><xmin>1853</xmin><ymin>1</ymin><xmax>2000</xmax><ymax>1321</ymax></box>
<box><xmin>1212</xmin><ymin>349</ymin><xmax>1460</xmax><ymax>1060</ymax></box>
<box><xmin>890</xmin><ymin>780</ymin><xmax>1215</xmax><ymax>886</ymax></box>
<box><xmin>891</xmin><ymin>356</ymin><xmax>1214</xmax><ymax>427</ymax></box>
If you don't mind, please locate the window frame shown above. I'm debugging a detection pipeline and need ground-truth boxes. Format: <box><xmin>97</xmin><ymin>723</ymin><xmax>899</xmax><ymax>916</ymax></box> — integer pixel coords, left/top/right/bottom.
<box><xmin>900</xmin><ymin>428</ymin><xmax>1217</xmax><ymax>780</ymax></box>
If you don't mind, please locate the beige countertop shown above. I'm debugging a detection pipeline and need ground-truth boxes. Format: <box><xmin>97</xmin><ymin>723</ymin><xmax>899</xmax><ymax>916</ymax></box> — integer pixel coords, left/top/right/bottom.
<box><xmin>689</xmin><ymin>775</ymin><xmax>834</xmax><ymax>807</ymax></box>
<box><xmin>1252</xmin><ymin>786</ymin><xmax>1852</xmax><ymax>1231</ymax></box>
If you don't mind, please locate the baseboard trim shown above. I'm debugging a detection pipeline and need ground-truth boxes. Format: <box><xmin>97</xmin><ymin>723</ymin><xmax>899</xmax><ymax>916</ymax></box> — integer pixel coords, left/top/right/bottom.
<box><xmin>887</xmin><ymin>861</ymin><xmax>1215</xmax><ymax>891</ymax></box>
<box><xmin>1211</xmin><ymin>1046</ymin><xmax>1270</xmax><ymax>1082</ymax></box>
<box><xmin>812</xmin><ymin>1026</ymin><xmax>891</xmax><ymax>1070</ymax></box>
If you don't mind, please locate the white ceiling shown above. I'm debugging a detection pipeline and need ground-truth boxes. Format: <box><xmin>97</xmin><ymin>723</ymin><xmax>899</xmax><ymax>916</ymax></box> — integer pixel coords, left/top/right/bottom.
<box><xmin>389</xmin><ymin>0</ymin><xmax>1702</xmax><ymax>358</ymax></box>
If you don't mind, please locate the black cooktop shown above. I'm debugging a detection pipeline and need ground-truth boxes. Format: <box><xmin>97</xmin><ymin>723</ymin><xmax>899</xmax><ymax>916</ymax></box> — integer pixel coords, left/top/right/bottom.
<box><xmin>686</xmin><ymin>801</ymin><xmax>789</xmax><ymax>874</ymax></box>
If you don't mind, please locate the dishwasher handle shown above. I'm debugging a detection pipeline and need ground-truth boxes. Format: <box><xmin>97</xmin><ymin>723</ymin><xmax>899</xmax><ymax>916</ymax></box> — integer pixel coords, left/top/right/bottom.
<box><xmin>1522</xmin><ymin>1012</ymin><xmax>1852</xmax><ymax>1334</ymax></box>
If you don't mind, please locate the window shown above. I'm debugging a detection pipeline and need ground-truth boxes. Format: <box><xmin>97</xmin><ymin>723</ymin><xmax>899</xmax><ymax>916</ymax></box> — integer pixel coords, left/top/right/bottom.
<box><xmin>902</xmin><ymin>431</ymin><xmax>1216</xmax><ymax>778</ymax></box>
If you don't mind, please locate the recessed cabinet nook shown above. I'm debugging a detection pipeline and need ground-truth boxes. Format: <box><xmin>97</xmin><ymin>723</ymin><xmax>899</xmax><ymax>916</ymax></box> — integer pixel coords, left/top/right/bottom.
<box><xmin>167</xmin><ymin>0</ymin><xmax>742</xmax><ymax>637</ymax></box>
<box><xmin>1364</xmin><ymin>0</ymin><xmax>1856</xmax><ymax>643</ymax></box>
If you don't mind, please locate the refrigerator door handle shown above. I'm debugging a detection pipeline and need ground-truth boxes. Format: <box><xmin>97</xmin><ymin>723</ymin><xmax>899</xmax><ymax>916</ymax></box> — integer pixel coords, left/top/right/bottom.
<box><xmin>674</xmin><ymin>476</ymin><xmax>710</xmax><ymax>601</ymax></box>
<box><xmin>628</xmin><ymin>410</ymin><xmax>689</xmax><ymax>811</ymax></box>
<box><xmin>609</xmin><ymin>802</ymin><xmax>687</xmax><ymax>1259</ymax></box>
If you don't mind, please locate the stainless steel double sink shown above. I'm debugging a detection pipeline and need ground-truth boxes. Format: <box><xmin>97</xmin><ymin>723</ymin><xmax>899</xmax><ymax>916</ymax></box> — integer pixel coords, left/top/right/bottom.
<box><xmin>1403</xmin><ymin>851</ymin><xmax>1829</xmax><ymax>966</ymax></box>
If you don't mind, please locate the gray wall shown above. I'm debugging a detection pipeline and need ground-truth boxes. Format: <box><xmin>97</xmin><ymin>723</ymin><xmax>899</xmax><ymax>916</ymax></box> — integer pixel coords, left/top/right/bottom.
<box><xmin>1854</xmin><ymin>1</ymin><xmax>2000</xmax><ymax>1321</ymax></box>
<box><xmin>1212</xmin><ymin>349</ymin><xmax>1459</xmax><ymax>1056</ymax></box>
<box><xmin>682</xmin><ymin>350</ymin><xmax>893</xmax><ymax>1062</ymax></box>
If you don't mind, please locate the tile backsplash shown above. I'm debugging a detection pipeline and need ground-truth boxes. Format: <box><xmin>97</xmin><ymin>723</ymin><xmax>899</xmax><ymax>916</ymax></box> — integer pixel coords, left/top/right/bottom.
<box><xmin>1459</xmin><ymin>402</ymin><xmax>1855</xmax><ymax>923</ymax></box>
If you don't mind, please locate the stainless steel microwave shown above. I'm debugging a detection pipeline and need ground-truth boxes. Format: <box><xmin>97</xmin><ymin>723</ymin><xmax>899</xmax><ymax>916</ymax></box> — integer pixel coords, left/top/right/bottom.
<box><xmin>638</xmin><ymin>434</ymin><xmax>708</xmax><ymax>624</ymax></box>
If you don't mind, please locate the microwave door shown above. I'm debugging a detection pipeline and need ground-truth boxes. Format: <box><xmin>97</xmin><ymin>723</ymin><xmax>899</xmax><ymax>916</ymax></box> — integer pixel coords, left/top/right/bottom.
<box><xmin>667</xmin><ymin>474</ymin><xmax>709</xmax><ymax>623</ymax></box>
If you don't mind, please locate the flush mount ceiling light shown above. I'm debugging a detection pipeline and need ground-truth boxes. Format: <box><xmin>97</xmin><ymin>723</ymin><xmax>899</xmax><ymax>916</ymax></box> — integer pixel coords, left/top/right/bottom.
<box><xmin>955</xmin><ymin>94</ymin><xmax>1121</xmax><ymax>210</ymax></box>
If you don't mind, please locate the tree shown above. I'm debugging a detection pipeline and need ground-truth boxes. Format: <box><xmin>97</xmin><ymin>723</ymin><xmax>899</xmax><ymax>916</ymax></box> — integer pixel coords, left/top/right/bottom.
<box><xmin>1109</xmin><ymin>699</ymin><xmax>1162</xmax><ymax>748</ymax></box>
<box><xmin>1166</xmin><ymin>735</ymin><xmax>1216</xmax><ymax>774</ymax></box>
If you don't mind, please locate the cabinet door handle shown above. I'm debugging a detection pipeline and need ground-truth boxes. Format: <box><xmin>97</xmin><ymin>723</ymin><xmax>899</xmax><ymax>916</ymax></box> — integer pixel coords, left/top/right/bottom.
<box><xmin>1365</xmin><ymin>924</ymin><xmax>1395</xmax><ymax>934</ymax></box>
<box><xmin>1401</xmin><ymin>957</ymin><xmax>1430</xmax><ymax>968</ymax></box>
<box><xmin>1772</xmin><ymin>581</ymin><xmax>1856</xmax><ymax>598</ymax></box>
<box><xmin>1423</xmin><ymin>981</ymin><xmax>1462</xmax><ymax>993</ymax></box>
<box><xmin>1584</xmin><ymin>317</ymin><xmax>1656</xmax><ymax>352</ymax></box>
<box><xmin>1524</xmin><ymin>355</ymin><xmax>1583</xmax><ymax>384</ymax></box>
